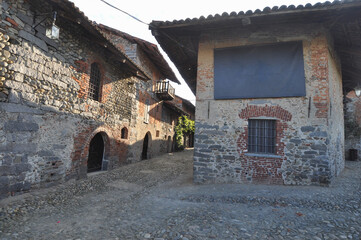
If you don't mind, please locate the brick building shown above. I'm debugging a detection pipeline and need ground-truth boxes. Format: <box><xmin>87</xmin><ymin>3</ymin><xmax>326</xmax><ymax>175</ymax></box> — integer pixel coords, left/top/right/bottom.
<box><xmin>98</xmin><ymin>24</ymin><xmax>194</xmax><ymax>160</ymax></box>
<box><xmin>151</xmin><ymin>1</ymin><xmax>361</xmax><ymax>185</ymax></box>
<box><xmin>0</xmin><ymin>0</ymin><xmax>193</xmax><ymax>198</ymax></box>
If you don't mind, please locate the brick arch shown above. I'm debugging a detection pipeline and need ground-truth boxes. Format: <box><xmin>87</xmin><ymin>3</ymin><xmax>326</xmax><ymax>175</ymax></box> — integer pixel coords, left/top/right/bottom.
<box><xmin>70</xmin><ymin>125</ymin><xmax>113</xmax><ymax>179</ymax></box>
<box><xmin>237</xmin><ymin>105</ymin><xmax>292</xmax><ymax>184</ymax></box>
<box><xmin>81</xmin><ymin>126</ymin><xmax>112</xmax><ymax>163</ymax></box>
<box><xmin>239</xmin><ymin>105</ymin><xmax>292</xmax><ymax>121</ymax></box>
<box><xmin>86</xmin><ymin>131</ymin><xmax>110</xmax><ymax>159</ymax></box>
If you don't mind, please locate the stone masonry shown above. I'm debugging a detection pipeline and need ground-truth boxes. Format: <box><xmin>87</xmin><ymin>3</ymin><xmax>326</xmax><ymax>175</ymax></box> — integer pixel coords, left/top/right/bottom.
<box><xmin>0</xmin><ymin>0</ymin><xmax>189</xmax><ymax>199</ymax></box>
<box><xmin>0</xmin><ymin>0</ymin><xmax>140</xmax><ymax>198</ymax></box>
<box><xmin>99</xmin><ymin>26</ymin><xmax>191</xmax><ymax>162</ymax></box>
<box><xmin>344</xmin><ymin>90</ymin><xmax>361</xmax><ymax>160</ymax></box>
<box><xmin>193</xmin><ymin>24</ymin><xmax>344</xmax><ymax>185</ymax></box>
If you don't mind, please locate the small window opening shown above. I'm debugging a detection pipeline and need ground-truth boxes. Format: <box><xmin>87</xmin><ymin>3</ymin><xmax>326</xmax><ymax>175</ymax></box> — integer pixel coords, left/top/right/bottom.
<box><xmin>156</xmin><ymin>130</ymin><xmax>160</xmax><ymax>137</ymax></box>
<box><xmin>248</xmin><ymin>119</ymin><xmax>276</xmax><ymax>154</ymax></box>
<box><xmin>121</xmin><ymin>127</ymin><xmax>128</xmax><ymax>139</ymax></box>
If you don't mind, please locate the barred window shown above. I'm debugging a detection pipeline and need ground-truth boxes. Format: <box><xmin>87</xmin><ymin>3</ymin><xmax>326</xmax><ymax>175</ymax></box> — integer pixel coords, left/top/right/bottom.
<box><xmin>88</xmin><ymin>63</ymin><xmax>101</xmax><ymax>101</ymax></box>
<box><xmin>248</xmin><ymin>119</ymin><xmax>276</xmax><ymax>154</ymax></box>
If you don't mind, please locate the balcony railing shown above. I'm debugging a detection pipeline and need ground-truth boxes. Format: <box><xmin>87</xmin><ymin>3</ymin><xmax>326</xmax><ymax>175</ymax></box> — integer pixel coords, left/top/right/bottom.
<box><xmin>155</xmin><ymin>81</ymin><xmax>175</xmax><ymax>100</ymax></box>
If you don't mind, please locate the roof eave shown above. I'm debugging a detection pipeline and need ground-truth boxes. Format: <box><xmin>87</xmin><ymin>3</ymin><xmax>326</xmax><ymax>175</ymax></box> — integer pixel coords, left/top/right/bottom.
<box><xmin>46</xmin><ymin>0</ymin><xmax>151</xmax><ymax>80</ymax></box>
<box><xmin>97</xmin><ymin>24</ymin><xmax>180</xmax><ymax>84</ymax></box>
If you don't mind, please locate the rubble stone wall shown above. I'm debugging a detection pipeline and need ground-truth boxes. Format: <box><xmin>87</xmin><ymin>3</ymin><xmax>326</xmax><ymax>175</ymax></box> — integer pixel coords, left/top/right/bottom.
<box><xmin>0</xmin><ymin>0</ymin><xmax>134</xmax><ymax>198</ymax></box>
<box><xmin>100</xmin><ymin>29</ymin><xmax>177</xmax><ymax>162</ymax></box>
<box><xmin>344</xmin><ymin>91</ymin><xmax>361</xmax><ymax>160</ymax></box>
<box><xmin>194</xmin><ymin>24</ymin><xmax>344</xmax><ymax>185</ymax></box>
<box><xmin>326</xmin><ymin>36</ymin><xmax>345</xmax><ymax>178</ymax></box>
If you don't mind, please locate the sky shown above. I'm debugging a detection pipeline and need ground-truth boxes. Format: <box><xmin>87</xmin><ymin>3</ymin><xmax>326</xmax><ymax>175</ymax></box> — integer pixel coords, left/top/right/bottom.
<box><xmin>70</xmin><ymin>0</ymin><xmax>322</xmax><ymax>103</ymax></box>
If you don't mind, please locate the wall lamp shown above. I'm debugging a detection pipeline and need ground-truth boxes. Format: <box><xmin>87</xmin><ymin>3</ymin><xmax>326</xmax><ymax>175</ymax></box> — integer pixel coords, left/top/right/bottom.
<box><xmin>46</xmin><ymin>11</ymin><xmax>60</xmax><ymax>39</ymax></box>
<box><xmin>32</xmin><ymin>11</ymin><xmax>60</xmax><ymax>40</ymax></box>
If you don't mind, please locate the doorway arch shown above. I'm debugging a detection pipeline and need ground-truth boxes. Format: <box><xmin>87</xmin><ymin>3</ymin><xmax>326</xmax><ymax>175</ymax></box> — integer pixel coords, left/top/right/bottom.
<box><xmin>87</xmin><ymin>132</ymin><xmax>104</xmax><ymax>173</ymax></box>
<box><xmin>167</xmin><ymin>136</ymin><xmax>172</xmax><ymax>153</ymax></box>
<box><xmin>141</xmin><ymin>132</ymin><xmax>151</xmax><ymax>160</ymax></box>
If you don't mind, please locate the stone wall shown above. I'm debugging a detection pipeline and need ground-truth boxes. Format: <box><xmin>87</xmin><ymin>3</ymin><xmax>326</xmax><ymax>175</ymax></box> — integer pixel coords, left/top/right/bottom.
<box><xmin>0</xmin><ymin>0</ymin><xmax>135</xmax><ymax>198</ymax></box>
<box><xmin>326</xmin><ymin>36</ymin><xmax>345</xmax><ymax>178</ymax></box>
<box><xmin>344</xmin><ymin>90</ymin><xmax>361</xmax><ymax>160</ymax></box>
<box><xmin>100</xmin><ymin>28</ymin><xmax>178</xmax><ymax>162</ymax></box>
<box><xmin>193</xmin><ymin>24</ymin><xmax>344</xmax><ymax>185</ymax></box>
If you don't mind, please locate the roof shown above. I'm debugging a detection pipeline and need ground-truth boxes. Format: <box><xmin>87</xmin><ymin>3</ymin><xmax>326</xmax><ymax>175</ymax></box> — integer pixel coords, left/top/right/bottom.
<box><xmin>151</xmin><ymin>0</ymin><xmax>361</xmax><ymax>28</ymax></box>
<box><xmin>175</xmin><ymin>95</ymin><xmax>195</xmax><ymax>109</ymax></box>
<box><xmin>163</xmin><ymin>101</ymin><xmax>189</xmax><ymax>117</ymax></box>
<box><xmin>97</xmin><ymin>24</ymin><xmax>180</xmax><ymax>84</ymax></box>
<box><xmin>29</xmin><ymin>0</ymin><xmax>151</xmax><ymax>80</ymax></box>
<box><xmin>150</xmin><ymin>0</ymin><xmax>361</xmax><ymax>94</ymax></box>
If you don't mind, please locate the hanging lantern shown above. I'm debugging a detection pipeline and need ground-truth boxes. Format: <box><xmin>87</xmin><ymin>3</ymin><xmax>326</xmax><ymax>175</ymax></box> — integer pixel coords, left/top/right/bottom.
<box><xmin>46</xmin><ymin>11</ymin><xmax>59</xmax><ymax>39</ymax></box>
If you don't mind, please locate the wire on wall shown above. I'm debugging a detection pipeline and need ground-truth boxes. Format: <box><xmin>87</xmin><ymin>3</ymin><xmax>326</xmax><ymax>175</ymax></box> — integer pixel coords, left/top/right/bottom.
<box><xmin>99</xmin><ymin>0</ymin><xmax>149</xmax><ymax>26</ymax></box>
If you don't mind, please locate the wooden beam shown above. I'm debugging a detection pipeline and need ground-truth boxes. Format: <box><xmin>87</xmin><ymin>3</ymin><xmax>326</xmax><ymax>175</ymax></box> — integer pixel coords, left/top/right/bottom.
<box><xmin>337</xmin><ymin>47</ymin><xmax>361</xmax><ymax>58</ymax></box>
<box><xmin>342</xmin><ymin>68</ymin><xmax>361</xmax><ymax>79</ymax></box>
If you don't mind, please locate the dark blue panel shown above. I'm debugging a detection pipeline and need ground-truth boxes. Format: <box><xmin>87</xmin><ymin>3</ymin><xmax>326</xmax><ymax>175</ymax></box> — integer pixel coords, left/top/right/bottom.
<box><xmin>214</xmin><ymin>41</ymin><xmax>306</xmax><ymax>99</ymax></box>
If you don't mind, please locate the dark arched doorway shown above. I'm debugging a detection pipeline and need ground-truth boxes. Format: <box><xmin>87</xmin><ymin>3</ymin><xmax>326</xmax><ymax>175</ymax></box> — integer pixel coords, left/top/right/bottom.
<box><xmin>167</xmin><ymin>136</ymin><xmax>172</xmax><ymax>153</ymax></box>
<box><xmin>141</xmin><ymin>132</ymin><xmax>151</xmax><ymax>160</ymax></box>
<box><xmin>87</xmin><ymin>133</ymin><xmax>104</xmax><ymax>173</ymax></box>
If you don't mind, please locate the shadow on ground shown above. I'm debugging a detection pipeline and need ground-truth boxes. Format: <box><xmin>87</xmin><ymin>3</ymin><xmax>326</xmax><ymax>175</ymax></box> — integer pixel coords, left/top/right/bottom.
<box><xmin>0</xmin><ymin>149</ymin><xmax>360</xmax><ymax>240</ymax></box>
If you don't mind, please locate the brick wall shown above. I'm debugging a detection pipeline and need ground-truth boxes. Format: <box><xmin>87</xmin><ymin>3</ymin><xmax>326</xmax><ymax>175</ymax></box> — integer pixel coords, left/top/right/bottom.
<box><xmin>100</xmin><ymin>28</ymin><xmax>179</xmax><ymax>162</ymax></box>
<box><xmin>193</xmin><ymin>23</ymin><xmax>344</xmax><ymax>185</ymax></box>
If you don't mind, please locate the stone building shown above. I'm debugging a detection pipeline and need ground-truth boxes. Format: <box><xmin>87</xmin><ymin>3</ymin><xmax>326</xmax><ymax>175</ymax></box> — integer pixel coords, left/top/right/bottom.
<box><xmin>151</xmin><ymin>1</ymin><xmax>361</xmax><ymax>185</ymax></box>
<box><xmin>98</xmin><ymin>24</ymin><xmax>194</xmax><ymax>159</ymax></box>
<box><xmin>0</xmin><ymin>0</ymin><xmax>191</xmax><ymax>198</ymax></box>
<box><xmin>344</xmin><ymin>90</ymin><xmax>361</xmax><ymax>160</ymax></box>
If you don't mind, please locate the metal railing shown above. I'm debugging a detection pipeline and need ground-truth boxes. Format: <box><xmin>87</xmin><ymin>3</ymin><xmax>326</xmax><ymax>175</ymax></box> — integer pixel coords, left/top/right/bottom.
<box><xmin>155</xmin><ymin>81</ymin><xmax>175</xmax><ymax>98</ymax></box>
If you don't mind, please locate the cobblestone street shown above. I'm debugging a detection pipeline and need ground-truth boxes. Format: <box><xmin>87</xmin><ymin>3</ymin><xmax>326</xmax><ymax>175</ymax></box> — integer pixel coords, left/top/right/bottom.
<box><xmin>0</xmin><ymin>149</ymin><xmax>360</xmax><ymax>240</ymax></box>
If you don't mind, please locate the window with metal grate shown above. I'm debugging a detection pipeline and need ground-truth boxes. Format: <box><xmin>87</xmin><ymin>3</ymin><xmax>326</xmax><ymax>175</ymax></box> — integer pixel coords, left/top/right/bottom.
<box><xmin>88</xmin><ymin>62</ymin><xmax>101</xmax><ymax>101</ymax></box>
<box><xmin>248</xmin><ymin>119</ymin><xmax>276</xmax><ymax>154</ymax></box>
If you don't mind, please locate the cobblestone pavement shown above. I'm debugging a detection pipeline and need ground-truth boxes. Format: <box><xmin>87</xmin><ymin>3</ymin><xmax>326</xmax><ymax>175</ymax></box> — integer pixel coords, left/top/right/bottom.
<box><xmin>0</xmin><ymin>149</ymin><xmax>360</xmax><ymax>240</ymax></box>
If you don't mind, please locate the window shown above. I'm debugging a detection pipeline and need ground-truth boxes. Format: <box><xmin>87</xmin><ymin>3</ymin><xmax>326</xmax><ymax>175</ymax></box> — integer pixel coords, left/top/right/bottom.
<box><xmin>144</xmin><ymin>99</ymin><xmax>150</xmax><ymax>123</ymax></box>
<box><xmin>214</xmin><ymin>41</ymin><xmax>305</xmax><ymax>99</ymax></box>
<box><xmin>88</xmin><ymin>62</ymin><xmax>101</xmax><ymax>101</ymax></box>
<box><xmin>248</xmin><ymin>119</ymin><xmax>276</xmax><ymax>154</ymax></box>
<box><xmin>156</xmin><ymin>130</ymin><xmax>160</xmax><ymax>137</ymax></box>
<box><xmin>121</xmin><ymin>127</ymin><xmax>128</xmax><ymax>139</ymax></box>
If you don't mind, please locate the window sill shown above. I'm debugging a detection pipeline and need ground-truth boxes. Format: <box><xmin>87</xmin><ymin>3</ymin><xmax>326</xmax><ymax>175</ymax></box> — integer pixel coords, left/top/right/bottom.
<box><xmin>244</xmin><ymin>153</ymin><xmax>282</xmax><ymax>159</ymax></box>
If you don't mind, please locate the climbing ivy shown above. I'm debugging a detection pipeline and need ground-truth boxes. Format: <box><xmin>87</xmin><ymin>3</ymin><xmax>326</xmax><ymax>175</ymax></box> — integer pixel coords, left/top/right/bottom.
<box><xmin>174</xmin><ymin>115</ymin><xmax>195</xmax><ymax>150</ymax></box>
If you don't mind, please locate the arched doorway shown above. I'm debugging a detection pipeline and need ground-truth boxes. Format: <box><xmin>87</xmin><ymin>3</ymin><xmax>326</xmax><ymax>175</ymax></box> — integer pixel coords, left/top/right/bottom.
<box><xmin>87</xmin><ymin>133</ymin><xmax>104</xmax><ymax>173</ymax></box>
<box><xmin>167</xmin><ymin>136</ymin><xmax>172</xmax><ymax>153</ymax></box>
<box><xmin>141</xmin><ymin>132</ymin><xmax>151</xmax><ymax>160</ymax></box>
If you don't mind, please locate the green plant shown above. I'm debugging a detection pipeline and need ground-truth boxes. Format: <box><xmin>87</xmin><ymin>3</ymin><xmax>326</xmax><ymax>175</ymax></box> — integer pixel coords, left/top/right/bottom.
<box><xmin>174</xmin><ymin>115</ymin><xmax>195</xmax><ymax>150</ymax></box>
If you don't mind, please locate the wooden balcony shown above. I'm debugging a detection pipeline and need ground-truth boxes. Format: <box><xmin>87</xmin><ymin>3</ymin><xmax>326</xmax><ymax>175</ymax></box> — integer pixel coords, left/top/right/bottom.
<box><xmin>155</xmin><ymin>81</ymin><xmax>175</xmax><ymax>100</ymax></box>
